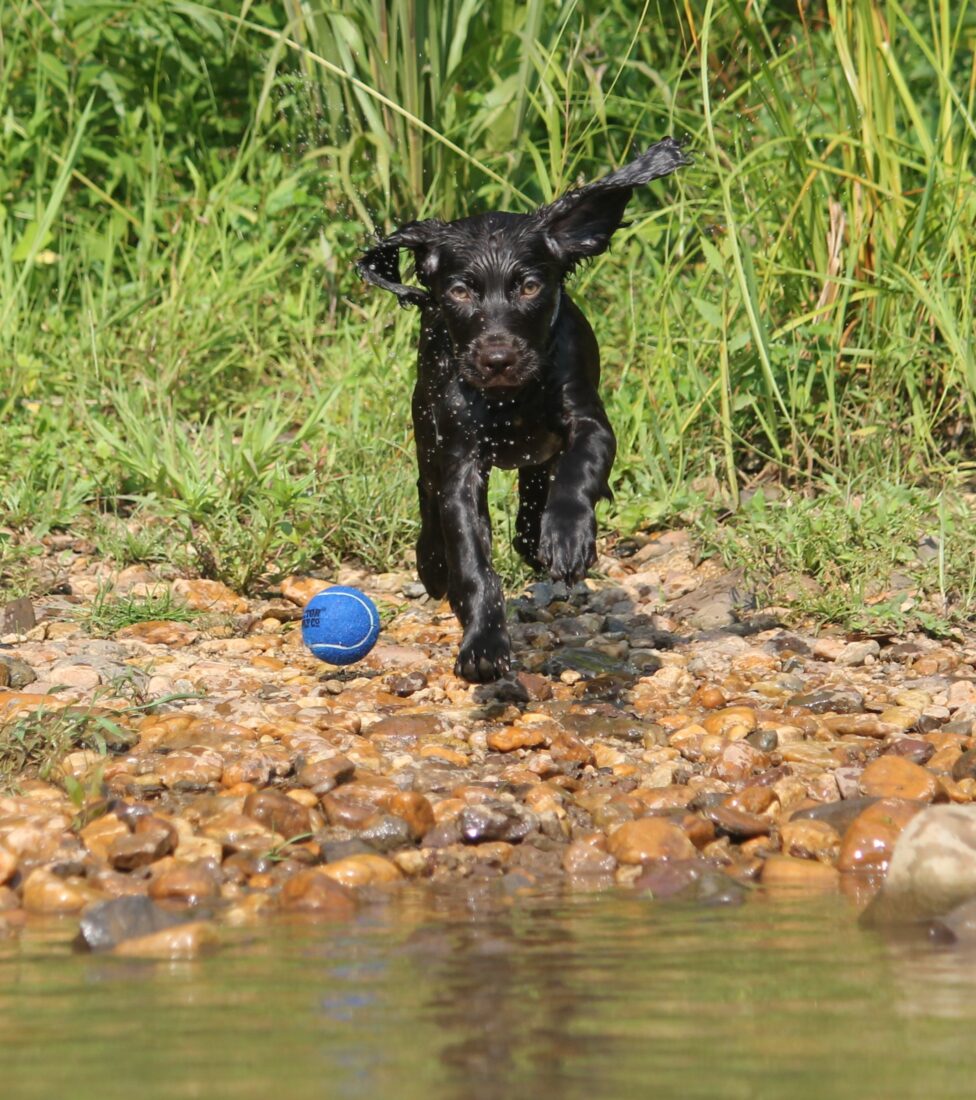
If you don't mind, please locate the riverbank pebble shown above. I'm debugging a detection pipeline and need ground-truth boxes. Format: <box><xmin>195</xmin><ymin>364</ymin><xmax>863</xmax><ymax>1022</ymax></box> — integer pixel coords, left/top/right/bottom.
<box><xmin>3</xmin><ymin>531</ymin><xmax>976</xmax><ymax>945</ymax></box>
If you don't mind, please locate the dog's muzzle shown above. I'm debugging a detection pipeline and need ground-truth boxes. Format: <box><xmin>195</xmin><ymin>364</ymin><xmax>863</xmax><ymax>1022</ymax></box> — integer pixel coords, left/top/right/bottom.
<box><xmin>464</xmin><ymin>334</ymin><xmax>538</xmax><ymax>393</ymax></box>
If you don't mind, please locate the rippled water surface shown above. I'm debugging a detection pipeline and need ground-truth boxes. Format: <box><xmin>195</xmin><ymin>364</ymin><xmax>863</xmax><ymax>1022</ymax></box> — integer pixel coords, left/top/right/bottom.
<box><xmin>3</xmin><ymin>887</ymin><xmax>976</xmax><ymax>1099</ymax></box>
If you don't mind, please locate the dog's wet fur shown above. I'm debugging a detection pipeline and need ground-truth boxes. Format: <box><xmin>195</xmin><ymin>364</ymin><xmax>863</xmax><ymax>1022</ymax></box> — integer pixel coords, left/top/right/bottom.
<box><xmin>358</xmin><ymin>138</ymin><xmax>689</xmax><ymax>682</ymax></box>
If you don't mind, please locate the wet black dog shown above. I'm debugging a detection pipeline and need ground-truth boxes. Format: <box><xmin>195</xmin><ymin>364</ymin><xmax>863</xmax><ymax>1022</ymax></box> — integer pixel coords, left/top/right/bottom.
<box><xmin>358</xmin><ymin>138</ymin><xmax>688</xmax><ymax>682</ymax></box>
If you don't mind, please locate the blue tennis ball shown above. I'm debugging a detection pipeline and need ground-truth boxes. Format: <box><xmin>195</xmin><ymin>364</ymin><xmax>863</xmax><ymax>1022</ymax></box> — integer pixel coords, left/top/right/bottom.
<box><xmin>301</xmin><ymin>586</ymin><xmax>380</xmax><ymax>666</ymax></box>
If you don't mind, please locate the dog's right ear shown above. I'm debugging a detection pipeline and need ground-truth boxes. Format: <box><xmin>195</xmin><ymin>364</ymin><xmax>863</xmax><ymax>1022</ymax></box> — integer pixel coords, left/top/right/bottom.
<box><xmin>356</xmin><ymin>221</ymin><xmax>441</xmax><ymax>308</ymax></box>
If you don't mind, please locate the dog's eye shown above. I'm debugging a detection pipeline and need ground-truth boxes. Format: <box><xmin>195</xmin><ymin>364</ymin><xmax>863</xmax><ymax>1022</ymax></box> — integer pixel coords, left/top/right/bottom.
<box><xmin>447</xmin><ymin>283</ymin><xmax>471</xmax><ymax>302</ymax></box>
<box><xmin>519</xmin><ymin>278</ymin><xmax>542</xmax><ymax>299</ymax></box>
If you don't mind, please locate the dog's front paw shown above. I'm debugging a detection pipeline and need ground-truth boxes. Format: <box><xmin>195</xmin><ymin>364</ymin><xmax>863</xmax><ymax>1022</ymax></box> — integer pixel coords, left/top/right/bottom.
<box><xmin>455</xmin><ymin>628</ymin><xmax>512</xmax><ymax>683</ymax></box>
<box><xmin>538</xmin><ymin>503</ymin><xmax>597</xmax><ymax>584</ymax></box>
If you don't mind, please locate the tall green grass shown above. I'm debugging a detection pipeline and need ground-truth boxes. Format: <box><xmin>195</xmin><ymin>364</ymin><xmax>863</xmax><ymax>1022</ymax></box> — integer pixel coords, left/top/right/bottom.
<box><xmin>0</xmin><ymin>0</ymin><xmax>974</xmax><ymax>601</ymax></box>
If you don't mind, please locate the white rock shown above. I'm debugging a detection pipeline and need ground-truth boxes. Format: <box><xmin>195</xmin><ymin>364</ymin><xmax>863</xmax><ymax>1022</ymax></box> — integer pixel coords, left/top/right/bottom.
<box><xmin>835</xmin><ymin>640</ymin><xmax>881</xmax><ymax>667</ymax></box>
<box><xmin>864</xmin><ymin>806</ymin><xmax>976</xmax><ymax>924</ymax></box>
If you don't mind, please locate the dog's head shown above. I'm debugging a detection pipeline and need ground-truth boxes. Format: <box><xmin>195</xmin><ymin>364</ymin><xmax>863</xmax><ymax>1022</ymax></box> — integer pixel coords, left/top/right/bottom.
<box><xmin>357</xmin><ymin>138</ymin><xmax>689</xmax><ymax>396</ymax></box>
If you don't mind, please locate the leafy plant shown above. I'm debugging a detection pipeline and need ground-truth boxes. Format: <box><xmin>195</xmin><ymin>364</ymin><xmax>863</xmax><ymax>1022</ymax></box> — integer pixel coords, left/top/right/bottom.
<box><xmin>83</xmin><ymin>586</ymin><xmax>200</xmax><ymax>637</ymax></box>
<box><xmin>0</xmin><ymin>0</ymin><xmax>973</xmax><ymax>611</ymax></box>
<box><xmin>0</xmin><ymin>702</ymin><xmax>136</xmax><ymax>791</ymax></box>
<box><xmin>695</xmin><ymin>480</ymin><xmax>976</xmax><ymax>631</ymax></box>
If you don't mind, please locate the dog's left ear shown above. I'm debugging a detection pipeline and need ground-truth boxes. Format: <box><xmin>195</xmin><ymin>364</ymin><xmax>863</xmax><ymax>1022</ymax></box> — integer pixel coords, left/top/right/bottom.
<box><xmin>357</xmin><ymin>221</ymin><xmax>442</xmax><ymax>308</ymax></box>
<box><xmin>539</xmin><ymin>137</ymin><xmax>690</xmax><ymax>266</ymax></box>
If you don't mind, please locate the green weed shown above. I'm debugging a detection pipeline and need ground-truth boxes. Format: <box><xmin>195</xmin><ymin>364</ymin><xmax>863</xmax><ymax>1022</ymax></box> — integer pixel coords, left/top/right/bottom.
<box><xmin>0</xmin><ymin>703</ymin><xmax>136</xmax><ymax>792</ymax></box>
<box><xmin>0</xmin><ymin>0</ymin><xmax>973</xmax><ymax>618</ymax></box>
<box><xmin>696</xmin><ymin>480</ymin><xmax>976</xmax><ymax>632</ymax></box>
<box><xmin>83</xmin><ymin>586</ymin><xmax>200</xmax><ymax>637</ymax></box>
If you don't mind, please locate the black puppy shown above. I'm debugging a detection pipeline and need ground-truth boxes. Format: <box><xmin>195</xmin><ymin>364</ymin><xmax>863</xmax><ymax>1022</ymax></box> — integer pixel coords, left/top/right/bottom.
<box><xmin>358</xmin><ymin>138</ymin><xmax>688</xmax><ymax>682</ymax></box>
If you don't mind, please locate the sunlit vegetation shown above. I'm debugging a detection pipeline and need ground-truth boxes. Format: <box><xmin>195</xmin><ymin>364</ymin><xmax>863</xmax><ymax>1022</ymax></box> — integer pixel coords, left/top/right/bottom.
<box><xmin>1</xmin><ymin>0</ymin><xmax>974</xmax><ymax>626</ymax></box>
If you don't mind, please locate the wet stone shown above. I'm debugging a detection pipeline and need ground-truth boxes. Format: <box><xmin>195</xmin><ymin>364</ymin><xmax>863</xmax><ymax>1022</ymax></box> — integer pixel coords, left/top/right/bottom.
<box><xmin>156</xmin><ymin>752</ymin><xmax>223</xmax><ymax>791</ymax></box>
<box><xmin>780</xmin><ymin>819</ymin><xmax>841</xmax><ymax>863</ymax></box>
<box><xmin>933</xmin><ymin>897</ymin><xmax>976</xmax><ymax>943</ymax></box>
<box><xmin>724</xmin><ymin>785</ymin><xmax>777</xmax><ymax>815</ymax></box>
<box><xmin>917</xmin><ymin>710</ymin><xmax>948</xmax><ymax>733</ymax></box>
<box><xmin>15</xmin><ymin>538</ymin><xmax>976</xmax><ymax>936</ymax></box>
<box><xmin>821</xmin><ymin>714</ymin><xmax>898</xmax><ymax>738</ymax></box>
<box><xmin>833</xmin><ymin>766</ymin><xmax>864</xmax><ymax>801</ymax></box>
<box><xmin>761</xmin><ymin>856</ymin><xmax>840</xmax><ymax>891</ymax></box>
<box><xmin>859</xmin><ymin>756</ymin><xmax>938</xmax><ymax>803</ymax></box>
<box><xmin>0</xmin><ymin>654</ymin><xmax>36</xmax><ymax>689</ymax></box>
<box><xmin>23</xmin><ymin>869</ymin><xmax>94</xmax><ymax>914</ymax></box>
<box><xmin>746</xmin><ymin>729</ymin><xmax>778</xmax><ymax>753</ymax></box>
<box><xmin>357</xmin><ymin>814</ymin><xmax>414</xmax><ymax>852</ymax></box>
<box><xmin>75</xmin><ymin>896</ymin><xmax>185</xmax><ymax>952</ymax></box>
<box><xmin>297</xmin><ymin>755</ymin><xmax>355</xmax><ymax>795</ymax></box>
<box><xmin>148</xmin><ymin>862</ymin><xmax>221</xmax><ymax>906</ymax></box>
<box><xmin>863</xmin><ymin>806</ymin><xmax>976</xmax><ymax>925</ymax></box>
<box><xmin>321</xmin><ymin>854</ymin><xmax>401</xmax><ymax>887</ymax></box>
<box><xmin>606</xmin><ymin>818</ymin><xmax>698</xmax><ymax>865</ymax></box>
<box><xmin>543</xmin><ymin>647</ymin><xmax>632</xmax><ymax>679</ymax></box>
<box><xmin>458</xmin><ymin>804</ymin><xmax>537</xmax><ymax>845</ymax></box>
<box><xmin>387</xmin><ymin>791</ymin><xmax>435</xmax><ymax>839</ymax></box>
<box><xmin>562</xmin><ymin>839</ymin><xmax>617</xmax><ymax>876</ymax></box>
<box><xmin>116</xmin><ymin>620</ymin><xmax>199</xmax><ymax>647</ymax></box>
<box><xmin>420</xmin><ymin>819</ymin><xmax>462</xmax><ymax>849</ymax></box>
<box><xmin>792</xmin><ymin>797</ymin><xmax>880</xmax><ymax>835</ymax></box>
<box><xmin>242</xmin><ymin>790</ymin><xmax>312</xmax><ymax>840</ymax></box>
<box><xmin>113</xmin><ymin>921</ymin><xmax>218</xmax><ymax>959</ymax></box>
<box><xmin>944</xmin><ymin>719</ymin><xmax>975</xmax><ymax>736</ymax></box>
<box><xmin>475</xmin><ymin>676</ymin><xmax>530</xmax><ymax>705</ymax></box>
<box><xmin>951</xmin><ymin>748</ymin><xmax>976</xmax><ymax>782</ymax></box>
<box><xmin>320</xmin><ymin>793</ymin><xmax>375</xmax><ymax>830</ymax></box>
<box><xmin>487</xmin><ymin>725</ymin><xmax>547</xmax><ymax>753</ymax></box>
<box><xmin>836</xmin><ymin>798</ymin><xmax>924</xmax><ymax>874</ymax></box>
<box><xmin>885</xmin><ymin>739</ymin><xmax>935</xmax><ymax>766</ymax></box>
<box><xmin>878</xmin><ymin>706</ymin><xmax>920</xmax><ymax>734</ymax></box>
<box><xmin>788</xmin><ymin>688</ymin><xmax>865</xmax><ymax>714</ymax></box>
<box><xmin>2</xmin><ymin>597</ymin><xmax>36</xmax><ymax>635</ymax></box>
<box><xmin>701</xmin><ymin>707</ymin><xmax>757</xmax><ymax>739</ymax></box>
<box><xmin>515</xmin><ymin>671</ymin><xmax>553</xmax><ymax>701</ymax></box>
<box><xmin>201</xmin><ymin>812</ymin><xmax>277</xmax><ymax>854</ymax></box>
<box><xmin>564</xmin><ymin>713</ymin><xmax>654</xmax><ymax>745</ymax></box>
<box><xmin>581</xmin><ymin>670</ymin><xmax>641</xmax><ymax>697</ymax></box>
<box><xmin>550</xmin><ymin>613</ymin><xmax>605</xmax><ymax>642</ymax></box>
<box><xmin>320</xmin><ymin>838</ymin><xmax>376</xmax><ymax>863</ymax></box>
<box><xmin>548</xmin><ymin>731</ymin><xmax>596</xmax><ymax>769</ymax></box>
<box><xmin>704</xmin><ymin>805</ymin><xmax>771</xmax><ymax>839</ymax></box>
<box><xmin>280</xmin><ymin>869</ymin><xmax>358</xmax><ymax>916</ymax></box>
<box><xmin>108</xmin><ymin>820</ymin><xmax>176</xmax><ymax>871</ymax></box>
<box><xmin>80</xmin><ymin>814</ymin><xmax>130</xmax><ymax>862</ymax></box>
<box><xmin>364</xmin><ymin>714</ymin><xmax>443</xmax><ymax>746</ymax></box>
<box><xmin>386</xmin><ymin>671</ymin><xmax>428</xmax><ymax>697</ymax></box>
<box><xmin>835</xmin><ymin>640</ymin><xmax>880</xmax><ymax>667</ymax></box>
<box><xmin>633</xmin><ymin>861</ymin><xmax>747</xmax><ymax>906</ymax></box>
<box><xmin>708</xmin><ymin>741</ymin><xmax>769</xmax><ymax>784</ymax></box>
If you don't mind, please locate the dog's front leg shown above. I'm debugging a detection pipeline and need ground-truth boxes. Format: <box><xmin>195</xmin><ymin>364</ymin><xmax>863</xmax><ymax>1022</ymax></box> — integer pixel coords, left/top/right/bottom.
<box><xmin>439</xmin><ymin>458</ymin><xmax>511</xmax><ymax>682</ymax></box>
<box><xmin>539</xmin><ymin>392</ymin><xmax>617</xmax><ymax>585</ymax></box>
<box><xmin>513</xmin><ymin>463</ymin><xmax>551</xmax><ymax>570</ymax></box>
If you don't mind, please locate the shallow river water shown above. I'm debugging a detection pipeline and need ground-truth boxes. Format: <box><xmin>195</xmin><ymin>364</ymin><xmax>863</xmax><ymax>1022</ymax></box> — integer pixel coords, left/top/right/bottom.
<box><xmin>2</xmin><ymin>887</ymin><xmax>975</xmax><ymax>1100</ymax></box>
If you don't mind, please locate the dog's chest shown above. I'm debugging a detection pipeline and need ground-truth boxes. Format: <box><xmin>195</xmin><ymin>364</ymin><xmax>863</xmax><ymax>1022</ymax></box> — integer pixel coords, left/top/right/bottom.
<box><xmin>476</xmin><ymin>395</ymin><xmax>563</xmax><ymax>469</ymax></box>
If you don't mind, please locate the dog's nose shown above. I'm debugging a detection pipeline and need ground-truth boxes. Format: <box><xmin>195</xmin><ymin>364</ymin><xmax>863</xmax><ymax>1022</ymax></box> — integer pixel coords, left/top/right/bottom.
<box><xmin>477</xmin><ymin>341</ymin><xmax>518</xmax><ymax>373</ymax></box>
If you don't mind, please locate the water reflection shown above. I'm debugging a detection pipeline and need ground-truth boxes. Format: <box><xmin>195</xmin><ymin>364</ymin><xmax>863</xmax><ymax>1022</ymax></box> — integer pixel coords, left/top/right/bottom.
<box><xmin>883</xmin><ymin>936</ymin><xmax>976</xmax><ymax>1021</ymax></box>
<box><xmin>3</xmin><ymin>886</ymin><xmax>976</xmax><ymax>1099</ymax></box>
